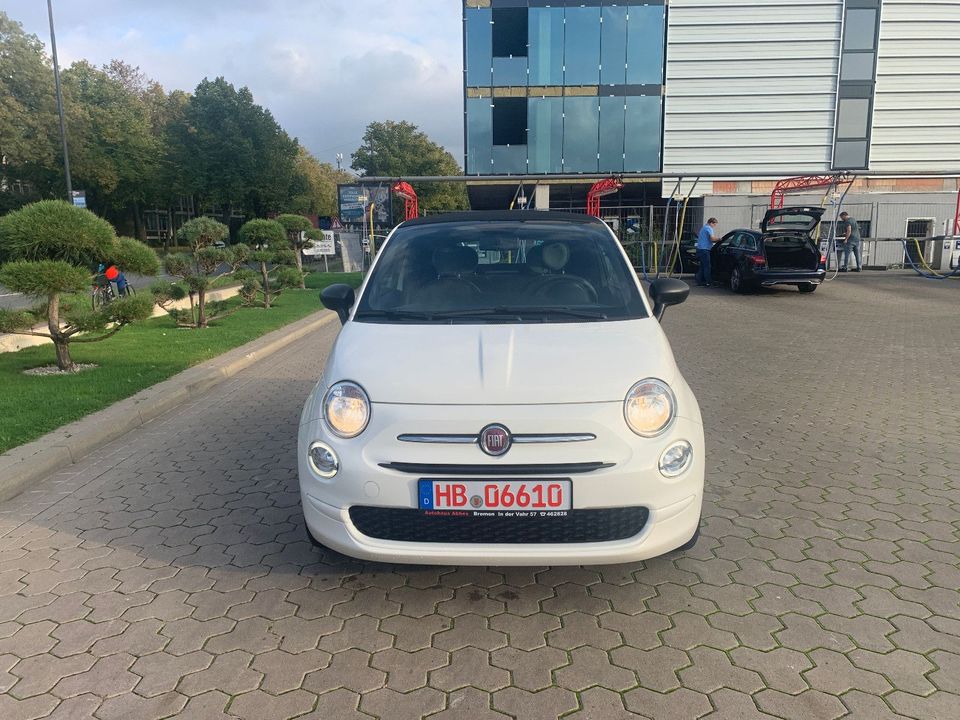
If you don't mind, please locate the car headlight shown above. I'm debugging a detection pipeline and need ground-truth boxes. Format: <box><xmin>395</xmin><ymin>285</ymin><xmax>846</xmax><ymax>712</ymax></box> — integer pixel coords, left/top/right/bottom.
<box><xmin>308</xmin><ymin>441</ymin><xmax>339</xmax><ymax>478</ymax></box>
<box><xmin>624</xmin><ymin>378</ymin><xmax>676</xmax><ymax>437</ymax></box>
<box><xmin>659</xmin><ymin>440</ymin><xmax>693</xmax><ymax>477</ymax></box>
<box><xmin>323</xmin><ymin>381</ymin><xmax>370</xmax><ymax>438</ymax></box>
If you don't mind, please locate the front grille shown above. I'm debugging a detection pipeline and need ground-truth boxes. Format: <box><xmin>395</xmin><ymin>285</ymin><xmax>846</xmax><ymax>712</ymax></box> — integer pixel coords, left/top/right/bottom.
<box><xmin>378</xmin><ymin>462</ymin><xmax>613</xmax><ymax>475</ymax></box>
<box><xmin>348</xmin><ymin>506</ymin><xmax>649</xmax><ymax>544</ymax></box>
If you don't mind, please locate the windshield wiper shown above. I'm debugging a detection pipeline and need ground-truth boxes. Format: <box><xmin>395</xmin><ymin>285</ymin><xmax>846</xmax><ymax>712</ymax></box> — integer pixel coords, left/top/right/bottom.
<box><xmin>355</xmin><ymin>307</ymin><xmax>608</xmax><ymax>321</ymax></box>
<box><xmin>494</xmin><ymin>306</ymin><xmax>608</xmax><ymax>320</ymax></box>
<box><xmin>353</xmin><ymin>309</ymin><xmax>437</xmax><ymax>321</ymax></box>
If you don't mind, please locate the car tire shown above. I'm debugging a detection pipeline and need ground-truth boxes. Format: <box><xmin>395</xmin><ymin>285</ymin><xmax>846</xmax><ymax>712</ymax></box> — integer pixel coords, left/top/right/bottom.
<box><xmin>676</xmin><ymin>519</ymin><xmax>701</xmax><ymax>551</ymax></box>
<box><xmin>730</xmin><ymin>266</ymin><xmax>747</xmax><ymax>294</ymax></box>
<box><xmin>798</xmin><ymin>283</ymin><xmax>817</xmax><ymax>293</ymax></box>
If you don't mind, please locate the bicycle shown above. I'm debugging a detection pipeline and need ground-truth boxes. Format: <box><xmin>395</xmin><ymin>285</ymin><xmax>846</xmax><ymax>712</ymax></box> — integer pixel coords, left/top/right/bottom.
<box><xmin>91</xmin><ymin>275</ymin><xmax>116</xmax><ymax>310</ymax></box>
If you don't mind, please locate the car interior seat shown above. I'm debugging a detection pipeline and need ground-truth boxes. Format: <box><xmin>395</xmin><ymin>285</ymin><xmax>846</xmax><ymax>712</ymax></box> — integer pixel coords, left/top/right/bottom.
<box><xmin>525</xmin><ymin>241</ymin><xmax>598</xmax><ymax>305</ymax></box>
<box><xmin>415</xmin><ymin>245</ymin><xmax>482</xmax><ymax>307</ymax></box>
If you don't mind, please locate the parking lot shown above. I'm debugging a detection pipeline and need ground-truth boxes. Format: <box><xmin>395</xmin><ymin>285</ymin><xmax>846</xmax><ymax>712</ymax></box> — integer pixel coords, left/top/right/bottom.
<box><xmin>0</xmin><ymin>272</ymin><xmax>957</xmax><ymax>720</ymax></box>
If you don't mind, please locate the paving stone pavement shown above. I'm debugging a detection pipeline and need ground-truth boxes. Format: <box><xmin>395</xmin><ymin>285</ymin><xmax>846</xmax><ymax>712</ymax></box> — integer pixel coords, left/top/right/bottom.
<box><xmin>0</xmin><ymin>272</ymin><xmax>957</xmax><ymax>719</ymax></box>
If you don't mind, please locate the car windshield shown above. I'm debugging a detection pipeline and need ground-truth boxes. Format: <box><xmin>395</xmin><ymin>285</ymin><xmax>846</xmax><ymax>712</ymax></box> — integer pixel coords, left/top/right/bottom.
<box><xmin>354</xmin><ymin>219</ymin><xmax>648</xmax><ymax>323</ymax></box>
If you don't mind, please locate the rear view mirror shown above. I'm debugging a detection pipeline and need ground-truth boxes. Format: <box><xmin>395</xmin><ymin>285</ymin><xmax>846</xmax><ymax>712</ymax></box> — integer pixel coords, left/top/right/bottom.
<box><xmin>649</xmin><ymin>278</ymin><xmax>689</xmax><ymax>321</ymax></box>
<box><xmin>321</xmin><ymin>284</ymin><xmax>355</xmax><ymax>324</ymax></box>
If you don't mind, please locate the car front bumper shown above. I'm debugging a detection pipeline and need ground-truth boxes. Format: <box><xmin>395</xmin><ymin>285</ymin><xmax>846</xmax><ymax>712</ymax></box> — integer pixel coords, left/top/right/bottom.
<box><xmin>297</xmin><ymin>392</ymin><xmax>705</xmax><ymax>566</ymax></box>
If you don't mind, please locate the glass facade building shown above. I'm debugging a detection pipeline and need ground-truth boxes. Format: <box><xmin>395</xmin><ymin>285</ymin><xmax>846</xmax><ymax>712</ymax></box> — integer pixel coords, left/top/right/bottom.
<box><xmin>464</xmin><ymin>1</ymin><xmax>666</xmax><ymax>176</ymax></box>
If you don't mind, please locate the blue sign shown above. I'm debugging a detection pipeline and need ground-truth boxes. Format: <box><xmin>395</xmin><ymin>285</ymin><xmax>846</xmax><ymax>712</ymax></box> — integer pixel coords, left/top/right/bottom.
<box><xmin>71</xmin><ymin>191</ymin><xmax>86</xmax><ymax>208</ymax></box>
<box><xmin>337</xmin><ymin>184</ymin><xmax>391</xmax><ymax>225</ymax></box>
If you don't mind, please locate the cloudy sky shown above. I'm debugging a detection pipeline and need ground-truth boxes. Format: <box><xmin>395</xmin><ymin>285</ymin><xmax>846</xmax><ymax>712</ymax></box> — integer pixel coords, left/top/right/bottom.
<box><xmin>7</xmin><ymin>0</ymin><xmax>465</xmax><ymax>169</ymax></box>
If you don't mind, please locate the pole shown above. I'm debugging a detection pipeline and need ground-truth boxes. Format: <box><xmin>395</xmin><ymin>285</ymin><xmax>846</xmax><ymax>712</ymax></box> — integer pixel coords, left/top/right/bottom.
<box><xmin>47</xmin><ymin>0</ymin><xmax>72</xmax><ymax>199</ymax></box>
<box><xmin>953</xmin><ymin>185</ymin><xmax>959</xmax><ymax>236</ymax></box>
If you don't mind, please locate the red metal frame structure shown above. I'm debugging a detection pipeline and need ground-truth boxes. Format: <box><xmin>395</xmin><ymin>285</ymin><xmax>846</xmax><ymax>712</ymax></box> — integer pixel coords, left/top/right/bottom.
<box><xmin>391</xmin><ymin>181</ymin><xmax>419</xmax><ymax>221</ymax></box>
<box><xmin>769</xmin><ymin>173</ymin><xmax>852</xmax><ymax>209</ymax></box>
<box><xmin>953</xmin><ymin>185</ymin><xmax>959</xmax><ymax>235</ymax></box>
<box><xmin>587</xmin><ymin>177</ymin><xmax>624</xmax><ymax>217</ymax></box>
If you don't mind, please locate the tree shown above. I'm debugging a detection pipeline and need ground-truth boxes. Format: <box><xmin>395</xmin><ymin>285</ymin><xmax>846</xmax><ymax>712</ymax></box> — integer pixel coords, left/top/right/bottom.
<box><xmin>275</xmin><ymin>213</ymin><xmax>313</xmax><ymax>288</ymax></box>
<box><xmin>235</xmin><ymin>219</ymin><xmax>299</xmax><ymax>309</ymax></box>
<box><xmin>60</xmin><ymin>61</ymin><xmax>161</xmax><ymax>229</ymax></box>
<box><xmin>288</xmin><ymin>147</ymin><xmax>353</xmax><ymax>218</ymax></box>
<box><xmin>162</xmin><ymin>217</ymin><xmax>243</xmax><ymax>327</ymax></box>
<box><xmin>351</xmin><ymin>120</ymin><xmax>468</xmax><ymax>217</ymax></box>
<box><xmin>0</xmin><ymin>13</ymin><xmax>60</xmax><ymax>210</ymax></box>
<box><xmin>169</xmin><ymin>77</ymin><xmax>300</xmax><ymax>227</ymax></box>
<box><xmin>0</xmin><ymin>201</ymin><xmax>158</xmax><ymax>371</ymax></box>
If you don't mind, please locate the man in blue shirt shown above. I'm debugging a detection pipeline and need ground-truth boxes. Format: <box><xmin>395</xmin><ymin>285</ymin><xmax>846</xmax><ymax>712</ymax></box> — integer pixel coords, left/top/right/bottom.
<box><xmin>695</xmin><ymin>217</ymin><xmax>720</xmax><ymax>286</ymax></box>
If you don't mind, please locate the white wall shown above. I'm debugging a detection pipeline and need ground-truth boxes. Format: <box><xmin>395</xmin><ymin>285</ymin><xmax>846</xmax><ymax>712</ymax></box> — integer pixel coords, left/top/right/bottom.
<box><xmin>870</xmin><ymin>0</ymin><xmax>960</xmax><ymax>171</ymax></box>
<box><xmin>663</xmin><ymin>0</ymin><xmax>844</xmax><ymax>179</ymax></box>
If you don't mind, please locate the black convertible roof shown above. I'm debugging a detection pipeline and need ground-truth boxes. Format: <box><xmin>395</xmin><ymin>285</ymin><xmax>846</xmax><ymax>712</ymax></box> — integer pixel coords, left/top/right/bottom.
<box><xmin>401</xmin><ymin>210</ymin><xmax>605</xmax><ymax>227</ymax></box>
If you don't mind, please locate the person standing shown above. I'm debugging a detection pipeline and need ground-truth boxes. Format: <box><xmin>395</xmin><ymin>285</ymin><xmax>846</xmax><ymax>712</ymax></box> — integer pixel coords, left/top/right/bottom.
<box><xmin>695</xmin><ymin>218</ymin><xmax>720</xmax><ymax>286</ymax></box>
<box><xmin>837</xmin><ymin>211</ymin><xmax>862</xmax><ymax>272</ymax></box>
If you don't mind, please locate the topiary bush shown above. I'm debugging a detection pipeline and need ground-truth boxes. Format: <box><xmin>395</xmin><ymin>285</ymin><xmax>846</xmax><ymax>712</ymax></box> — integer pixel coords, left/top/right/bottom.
<box><xmin>236</xmin><ymin>218</ymin><xmax>300</xmax><ymax>308</ymax></box>
<box><xmin>158</xmin><ymin>217</ymin><xmax>246</xmax><ymax>327</ymax></box>
<box><xmin>0</xmin><ymin>202</ymin><xmax>159</xmax><ymax>371</ymax></box>
<box><xmin>276</xmin><ymin>213</ymin><xmax>314</xmax><ymax>288</ymax></box>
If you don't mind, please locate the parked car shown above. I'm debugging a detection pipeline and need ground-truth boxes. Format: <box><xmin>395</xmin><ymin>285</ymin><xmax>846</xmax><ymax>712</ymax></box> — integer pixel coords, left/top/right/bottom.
<box><xmin>712</xmin><ymin>207</ymin><xmax>826</xmax><ymax>293</ymax></box>
<box><xmin>298</xmin><ymin>211</ymin><xmax>704</xmax><ymax>565</ymax></box>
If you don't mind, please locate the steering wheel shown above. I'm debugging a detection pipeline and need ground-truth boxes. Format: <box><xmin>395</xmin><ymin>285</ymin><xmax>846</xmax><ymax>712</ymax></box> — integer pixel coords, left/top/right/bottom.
<box><xmin>526</xmin><ymin>275</ymin><xmax>599</xmax><ymax>304</ymax></box>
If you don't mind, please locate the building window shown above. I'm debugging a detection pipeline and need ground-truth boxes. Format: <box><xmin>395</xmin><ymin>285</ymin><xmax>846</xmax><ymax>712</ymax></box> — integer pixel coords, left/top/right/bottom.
<box><xmin>528</xmin><ymin>7</ymin><xmax>564</xmax><ymax>86</ymax></box>
<box><xmin>626</xmin><ymin>5</ymin><xmax>666</xmax><ymax>86</ymax></box>
<box><xmin>833</xmin><ymin>0</ymin><xmax>881</xmax><ymax>170</ymax></box>
<box><xmin>528</xmin><ymin>97</ymin><xmax>563</xmax><ymax>173</ymax></box>
<box><xmin>563</xmin><ymin>6</ymin><xmax>601</xmax><ymax>86</ymax></box>
<box><xmin>493</xmin><ymin>97</ymin><xmax>527</xmax><ymax>146</ymax></box>
<box><xmin>465</xmin><ymin>8</ymin><xmax>492</xmax><ymax>87</ymax></box>
<box><xmin>600</xmin><ymin>7</ymin><xmax>628</xmax><ymax>86</ymax></box>
<box><xmin>466</xmin><ymin>98</ymin><xmax>493</xmax><ymax>174</ymax></box>
<box><xmin>820</xmin><ymin>219</ymin><xmax>871</xmax><ymax>238</ymax></box>
<box><xmin>905</xmin><ymin>219</ymin><xmax>933</xmax><ymax>238</ymax></box>
<box><xmin>492</xmin><ymin>7</ymin><xmax>527</xmax><ymax>58</ymax></box>
<box><xmin>624</xmin><ymin>96</ymin><xmax>662</xmax><ymax>172</ymax></box>
<box><xmin>563</xmin><ymin>96</ymin><xmax>599</xmax><ymax>173</ymax></box>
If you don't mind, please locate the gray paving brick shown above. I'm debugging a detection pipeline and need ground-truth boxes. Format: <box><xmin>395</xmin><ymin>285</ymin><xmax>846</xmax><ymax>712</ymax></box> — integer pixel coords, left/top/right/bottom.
<box><xmin>360</xmin><ymin>686</ymin><xmax>446</xmax><ymax>720</ymax></box>
<box><xmin>623</xmin><ymin>687</ymin><xmax>711</xmax><ymax>720</ymax></box>
<box><xmin>489</xmin><ymin>646</ymin><xmax>568</xmax><ymax>692</ymax></box>
<box><xmin>428</xmin><ymin>687</ymin><xmax>511</xmax><ymax>720</ymax></box>
<box><xmin>1</xmin><ymin>277</ymin><xmax>959</xmax><ymax>718</ymax></box>
<box><xmin>492</xmin><ymin>687</ymin><xmax>579</xmax><ymax>720</ymax></box>
<box><xmin>227</xmin><ymin>689</ymin><xmax>316</xmax><ymax>720</ymax></box>
<box><xmin>430</xmin><ymin>646</ymin><xmax>510</xmax><ymax>692</ymax></box>
<box><xmin>372</xmin><ymin>647</ymin><xmax>447</xmax><ymax>692</ymax></box>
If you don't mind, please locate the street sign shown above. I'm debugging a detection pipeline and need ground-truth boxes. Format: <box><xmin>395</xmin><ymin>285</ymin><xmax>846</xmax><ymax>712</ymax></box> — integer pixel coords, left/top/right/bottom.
<box><xmin>317</xmin><ymin>231</ymin><xmax>336</xmax><ymax>256</ymax></box>
<box><xmin>71</xmin><ymin>190</ymin><xmax>86</xmax><ymax>208</ymax></box>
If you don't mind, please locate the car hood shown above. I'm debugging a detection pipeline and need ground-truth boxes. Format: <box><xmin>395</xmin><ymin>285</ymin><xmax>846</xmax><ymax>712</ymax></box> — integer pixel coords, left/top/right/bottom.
<box><xmin>321</xmin><ymin>319</ymin><xmax>679</xmax><ymax>405</ymax></box>
<box><xmin>761</xmin><ymin>206</ymin><xmax>825</xmax><ymax>233</ymax></box>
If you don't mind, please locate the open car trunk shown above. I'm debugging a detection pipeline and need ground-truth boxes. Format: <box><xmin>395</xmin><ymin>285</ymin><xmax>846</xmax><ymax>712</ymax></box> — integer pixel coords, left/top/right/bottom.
<box><xmin>762</xmin><ymin>234</ymin><xmax>821</xmax><ymax>271</ymax></box>
<box><xmin>759</xmin><ymin>206</ymin><xmax>824</xmax><ymax>271</ymax></box>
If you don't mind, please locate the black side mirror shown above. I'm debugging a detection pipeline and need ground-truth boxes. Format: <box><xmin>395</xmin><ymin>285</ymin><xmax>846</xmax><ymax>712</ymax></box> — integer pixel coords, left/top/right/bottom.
<box><xmin>321</xmin><ymin>284</ymin><xmax>355</xmax><ymax>324</ymax></box>
<box><xmin>649</xmin><ymin>278</ymin><xmax>689</xmax><ymax>321</ymax></box>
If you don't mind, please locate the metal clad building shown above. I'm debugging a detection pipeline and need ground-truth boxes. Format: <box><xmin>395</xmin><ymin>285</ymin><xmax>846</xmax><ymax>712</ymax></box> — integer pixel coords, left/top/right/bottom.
<box><xmin>462</xmin><ymin>0</ymin><xmax>960</xmax><ymax>225</ymax></box>
<box><xmin>663</xmin><ymin>0</ymin><xmax>843</xmax><ymax>176</ymax></box>
<box><xmin>871</xmin><ymin>0</ymin><xmax>960</xmax><ymax>170</ymax></box>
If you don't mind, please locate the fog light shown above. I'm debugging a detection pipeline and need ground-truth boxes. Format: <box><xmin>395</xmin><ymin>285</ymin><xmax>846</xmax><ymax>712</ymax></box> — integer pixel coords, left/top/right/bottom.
<box><xmin>308</xmin><ymin>441</ymin><xmax>339</xmax><ymax>478</ymax></box>
<box><xmin>659</xmin><ymin>440</ymin><xmax>693</xmax><ymax>477</ymax></box>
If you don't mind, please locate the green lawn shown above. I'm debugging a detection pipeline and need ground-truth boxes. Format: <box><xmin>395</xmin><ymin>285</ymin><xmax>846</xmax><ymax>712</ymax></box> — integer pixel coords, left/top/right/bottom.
<box><xmin>0</xmin><ymin>272</ymin><xmax>362</xmax><ymax>454</ymax></box>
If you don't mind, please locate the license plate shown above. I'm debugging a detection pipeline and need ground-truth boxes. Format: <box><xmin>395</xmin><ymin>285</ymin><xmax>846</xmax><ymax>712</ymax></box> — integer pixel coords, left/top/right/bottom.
<box><xmin>418</xmin><ymin>479</ymin><xmax>572</xmax><ymax>512</ymax></box>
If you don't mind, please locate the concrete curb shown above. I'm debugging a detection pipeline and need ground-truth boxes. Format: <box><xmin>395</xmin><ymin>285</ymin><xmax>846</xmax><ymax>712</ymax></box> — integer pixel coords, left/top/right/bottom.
<box><xmin>0</xmin><ymin>309</ymin><xmax>339</xmax><ymax>503</ymax></box>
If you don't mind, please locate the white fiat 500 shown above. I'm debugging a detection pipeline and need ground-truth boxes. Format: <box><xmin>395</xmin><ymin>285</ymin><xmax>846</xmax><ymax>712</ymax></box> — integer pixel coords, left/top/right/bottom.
<box><xmin>299</xmin><ymin>211</ymin><xmax>703</xmax><ymax>565</ymax></box>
